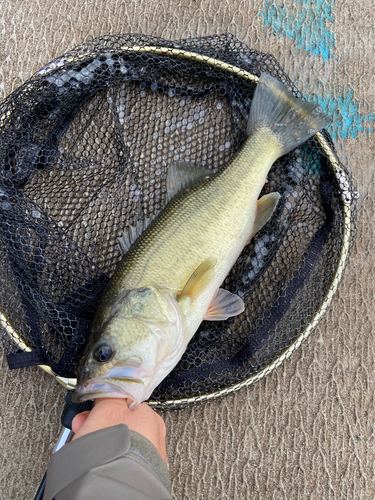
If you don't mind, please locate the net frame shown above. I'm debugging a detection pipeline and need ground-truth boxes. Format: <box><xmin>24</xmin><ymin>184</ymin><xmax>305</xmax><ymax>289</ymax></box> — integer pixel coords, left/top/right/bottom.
<box><xmin>0</xmin><ymin>35</ymin><xmax>356</xmax><ymax>410</ymax></box>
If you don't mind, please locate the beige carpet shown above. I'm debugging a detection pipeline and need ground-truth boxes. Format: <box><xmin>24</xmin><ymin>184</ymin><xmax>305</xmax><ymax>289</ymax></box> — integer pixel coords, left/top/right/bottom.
<box><xmin>1</xmin><ymin>1</ymin><xmax>374</xmax><ymax>498</ymax></box>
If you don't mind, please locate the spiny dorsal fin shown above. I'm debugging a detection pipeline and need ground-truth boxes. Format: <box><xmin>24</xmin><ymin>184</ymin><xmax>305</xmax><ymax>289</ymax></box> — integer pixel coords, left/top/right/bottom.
<box><xmin>178</xmin><ymin>257</ymin><xmax>217</xmax><ymax>303</ymax></box>
<box><xmin>203</xmin><ymin>288</ymin><xmax>245</xmax><ymax>321</ymax></box>
<box><xmin>118</xmin><ymin>217</ymin><xmax>153</xmax><ymax>256</ymax></box>
<box><xmin>249</xmin><ymin>192</ymin><xmax>280</xmax><ymax>242</ymax></box>
<box><xmin>167</xmin><ymin>161</ymin><xmax>212</xmax><ymax>202</ymax></box>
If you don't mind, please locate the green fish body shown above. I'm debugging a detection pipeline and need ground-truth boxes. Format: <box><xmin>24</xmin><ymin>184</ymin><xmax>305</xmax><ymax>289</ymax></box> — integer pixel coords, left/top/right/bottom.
<box><xmin>73</xmin><ymin>73</ymin><xmax>331</xmax><ymax>405</ymax></box>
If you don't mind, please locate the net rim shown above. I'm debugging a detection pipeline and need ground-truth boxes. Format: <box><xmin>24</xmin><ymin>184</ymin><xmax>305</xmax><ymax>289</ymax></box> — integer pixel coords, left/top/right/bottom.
<box><xmin>0</xmin><ymin>44</ymin><xmax>354</xmax><ymax>409</ymax></box>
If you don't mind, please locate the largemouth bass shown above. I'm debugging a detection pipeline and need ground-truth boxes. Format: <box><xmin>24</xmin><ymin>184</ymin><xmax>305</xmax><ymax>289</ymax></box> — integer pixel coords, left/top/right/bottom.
<box><xmin>73</xmin><ymin>73</ymin><xmax>331</xmax><ymax>405</ymax></box>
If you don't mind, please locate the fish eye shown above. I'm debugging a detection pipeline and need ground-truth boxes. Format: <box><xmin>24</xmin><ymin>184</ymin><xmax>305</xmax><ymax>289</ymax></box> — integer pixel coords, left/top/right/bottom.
<box><xmin>93</xmin><ymin>344</ymin><xmax>114</xmax><ymax>363</ymax></box>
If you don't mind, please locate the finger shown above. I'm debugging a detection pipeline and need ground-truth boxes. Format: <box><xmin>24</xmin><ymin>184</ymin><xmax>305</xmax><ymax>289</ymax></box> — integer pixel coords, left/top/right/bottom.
<box><xmin>93</xmin><ymin>397</ymin><xmax>131</xmax><ymax>412</ymax></box>
<box><xmin>72</xmin><ymin>411</ymin><xmax>90</xmax><ymax>434</ymax></box>
<box><xmin>94</xmin><ymin>397</ymin><xmax>130</xmax><ymax>405</ymax></box>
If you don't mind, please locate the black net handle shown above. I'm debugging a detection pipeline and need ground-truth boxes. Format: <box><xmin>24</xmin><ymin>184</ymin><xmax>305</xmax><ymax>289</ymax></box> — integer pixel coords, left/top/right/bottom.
<box><xmin>33</xmin><ymin>392</ymin><xmax>93</xmax><ymax>500</ymax></box>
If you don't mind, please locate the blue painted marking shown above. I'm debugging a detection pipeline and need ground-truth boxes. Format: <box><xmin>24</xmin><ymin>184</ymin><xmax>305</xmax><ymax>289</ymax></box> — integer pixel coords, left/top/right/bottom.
<box><xmin>259</xmin><ymin>0</ymin><xmax>335</xmax><ymax>63</ymax></box>
<box><xmin>259</xmin><ymin>0</ymin><xmax>375</xmax><ymax>139</ymax></box>
<box><xmin>305</xmin><ymin>89</ymin><xmax>375</xmax><ymax>141</ymax></box>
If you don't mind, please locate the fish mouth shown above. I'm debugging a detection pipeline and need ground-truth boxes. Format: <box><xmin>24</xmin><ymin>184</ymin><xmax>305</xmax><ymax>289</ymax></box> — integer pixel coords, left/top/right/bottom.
<box><xmin>73</xmin><ymin>365</ymin><xmax>150</xmax><ymax>403</ymax></box>
<box><xmin>73</xmin><ymin>378</ymin><xmax>146</xmax><ymax>403</ymax></box>
<box><xmin>73</xmin><ymin>381</ymin><xmax>130</xmax><ymax>403</ymax></box>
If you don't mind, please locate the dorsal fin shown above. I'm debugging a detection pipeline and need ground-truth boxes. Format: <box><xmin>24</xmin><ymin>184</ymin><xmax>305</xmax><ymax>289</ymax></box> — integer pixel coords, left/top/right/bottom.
<box><xmin>167</xmin><ymin>161</ymin><xmax>212</xmax><ymax>202</ymax></box>
<box><xmin>118</xmin><ymin>217</ymin><xmax>153</xmax><ymax>256</ymax></box>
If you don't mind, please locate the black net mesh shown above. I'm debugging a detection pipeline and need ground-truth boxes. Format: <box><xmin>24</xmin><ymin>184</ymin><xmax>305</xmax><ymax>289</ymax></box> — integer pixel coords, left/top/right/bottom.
<box><xmin>0</xmin><ymin>34</ymin><xmax>357</xmax><ymax>409</ymax></box>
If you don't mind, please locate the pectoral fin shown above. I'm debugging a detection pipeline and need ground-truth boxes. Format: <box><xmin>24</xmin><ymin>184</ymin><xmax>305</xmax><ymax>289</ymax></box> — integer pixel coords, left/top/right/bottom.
<box><xmin>249</xmin><ymin>192</ymin><xmax>280</xmax><ymax>242</ymax></box>
<box><xmin>203</xmin><ymin>288</ymin><xmax>245</xmax><ymax>321</ymax></box>
<box><xmin>178</xmin><ymin>258</ymin><xmax>217</xmax><ymax>303</ymax></box>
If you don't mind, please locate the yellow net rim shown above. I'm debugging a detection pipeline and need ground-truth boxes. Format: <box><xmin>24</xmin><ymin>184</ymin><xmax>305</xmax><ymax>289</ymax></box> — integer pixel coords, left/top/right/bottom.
<box><xmin>1</xmin><ymin>45</ymin><xmax>353</xmax><ymax>410</ymax></box>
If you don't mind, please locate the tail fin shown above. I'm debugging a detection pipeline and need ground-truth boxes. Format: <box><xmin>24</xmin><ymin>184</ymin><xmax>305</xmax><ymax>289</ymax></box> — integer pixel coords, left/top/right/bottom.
<box><xmin>247</xmin><ymin>73</ymin><xmax>332</xmax><ymax>156</ymax></box>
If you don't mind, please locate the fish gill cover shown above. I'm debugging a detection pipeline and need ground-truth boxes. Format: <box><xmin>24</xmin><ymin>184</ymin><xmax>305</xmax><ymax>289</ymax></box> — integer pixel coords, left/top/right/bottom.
<box><xmin>0</xmin><ymin>34</ymin><xmax>357</xmax><ymax>409</ymax></box>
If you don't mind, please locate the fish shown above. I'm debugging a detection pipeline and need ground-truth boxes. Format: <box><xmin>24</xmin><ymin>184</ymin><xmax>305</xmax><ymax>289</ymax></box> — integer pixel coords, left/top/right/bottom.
<box><xmin>73</xmin><ymin>73</ymin><xmax>331</xmax><ymax>405</ymax></box>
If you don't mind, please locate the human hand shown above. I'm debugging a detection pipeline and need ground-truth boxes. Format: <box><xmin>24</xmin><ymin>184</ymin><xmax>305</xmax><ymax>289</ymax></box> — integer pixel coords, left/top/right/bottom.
<box><xmin>71</xmin><ymin>398</ymin><xmax>167</xmax><ymax>463</ymax></box>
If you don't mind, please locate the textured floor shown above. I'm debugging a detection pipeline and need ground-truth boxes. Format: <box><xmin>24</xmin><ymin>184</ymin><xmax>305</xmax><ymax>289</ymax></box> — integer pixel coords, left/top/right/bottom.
<box><xmin>1</xmin><ymin>1</ymin><xmax>374</xmax><ymax>499</ymax></box>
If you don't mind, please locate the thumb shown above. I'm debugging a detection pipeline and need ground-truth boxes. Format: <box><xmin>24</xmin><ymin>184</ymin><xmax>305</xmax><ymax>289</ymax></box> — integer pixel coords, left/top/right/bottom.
<box><xmin>72</xmin><ymin>411</ymin><xmax>90</xmax><ymax>434</ymax></box>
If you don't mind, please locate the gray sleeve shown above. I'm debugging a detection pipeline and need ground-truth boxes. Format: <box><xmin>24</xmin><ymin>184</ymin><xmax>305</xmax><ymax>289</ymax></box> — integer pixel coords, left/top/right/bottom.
<box><xmin>42</xmin><ymin>424</ymin><xmax>173</xmax><ymax>500</ymax></box>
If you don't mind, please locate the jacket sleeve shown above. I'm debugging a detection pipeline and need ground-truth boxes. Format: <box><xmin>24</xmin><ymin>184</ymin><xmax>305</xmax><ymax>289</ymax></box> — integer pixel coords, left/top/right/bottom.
<box><xmin>42</xmin><ymin>424</ymin><xmax>173</xmax><ymax>500</ymax></box>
